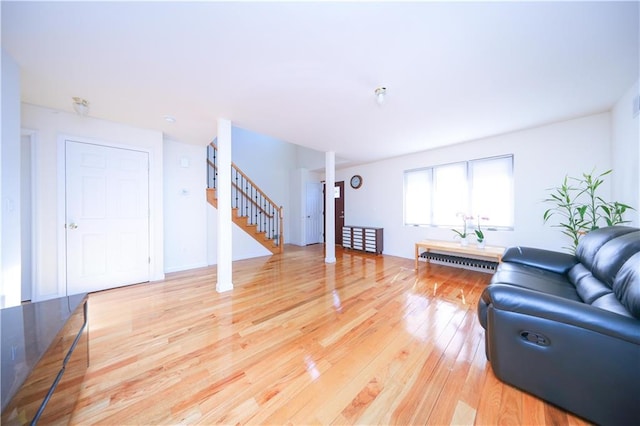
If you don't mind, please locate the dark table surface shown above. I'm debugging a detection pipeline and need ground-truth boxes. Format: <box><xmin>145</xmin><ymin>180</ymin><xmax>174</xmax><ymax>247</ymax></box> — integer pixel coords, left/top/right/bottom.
<box><xmin>1</xmin><ymin>293</ymin><xmax>87</xmax><ymax>411</ymax></box>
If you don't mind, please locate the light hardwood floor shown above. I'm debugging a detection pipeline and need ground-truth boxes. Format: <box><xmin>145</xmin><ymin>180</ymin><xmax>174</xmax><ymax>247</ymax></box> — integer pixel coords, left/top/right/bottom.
<box><xmin>69</xmin><ymin>245</ymin><xmax>589</xmax><ymax>425</ymax></box>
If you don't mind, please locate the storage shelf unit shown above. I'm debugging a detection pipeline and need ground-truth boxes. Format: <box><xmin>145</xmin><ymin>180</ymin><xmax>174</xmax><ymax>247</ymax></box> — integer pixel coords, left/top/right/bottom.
<box><xmin>342</xmin><ymin>226</ymin><xmax>383</xmax><ymax>254</ymax></box>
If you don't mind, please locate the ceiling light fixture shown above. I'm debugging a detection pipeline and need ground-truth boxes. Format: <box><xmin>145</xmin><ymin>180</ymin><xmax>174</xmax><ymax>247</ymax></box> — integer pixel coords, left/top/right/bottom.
<box><xmin>375</xmin><ymin>87</ymin><xmax>387</xmax><ymax>105</ymax></box>
<box><xmin>72</xmin><ymin>97</ymin><xmax>89</xmax><ymax>116</ymax></box>
<box><xmin>164</xmin><ymin>115</ymin><xmax>176</xmax><ymax>123</ymax></box>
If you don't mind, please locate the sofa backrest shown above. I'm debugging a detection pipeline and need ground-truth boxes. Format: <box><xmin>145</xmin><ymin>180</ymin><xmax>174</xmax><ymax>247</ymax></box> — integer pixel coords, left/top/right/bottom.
<box><xmin>612</xmin><ymin>252</ymin><xmax>640</xmax><ymax>319</ymax></box>
<box><xmin>572</xmin><ymin>226</ymin><xmax>640</xmax><ymax>319</ymax></box>
<box><xmin>591</xmin><ymin>230</ymin><xmax>640</xmax><ymax>287</ymax></box>
<box><xmin>575</xmin><ymin>226</ymin><xmax>638</xmax><ymax>270</ymax></box>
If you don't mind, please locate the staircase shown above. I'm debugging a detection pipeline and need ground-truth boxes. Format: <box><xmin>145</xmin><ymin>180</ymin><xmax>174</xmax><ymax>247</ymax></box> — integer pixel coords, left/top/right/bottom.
<box><xmin>206</xmin><ymin>142</ymin><xmax>284</xmax><ymax>254</ymax></box>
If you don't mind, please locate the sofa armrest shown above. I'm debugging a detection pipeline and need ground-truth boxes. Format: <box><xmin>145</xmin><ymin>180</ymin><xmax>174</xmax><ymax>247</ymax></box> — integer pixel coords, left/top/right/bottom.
<box><xmin>481</xmin><ymin>284</ymin><xmax>640</xmax><ymax>344</ymax></box>
<box><xmin>501</xmin><ymin>246</ymin><xmax>578</xmax><ymax>275</ymax></box>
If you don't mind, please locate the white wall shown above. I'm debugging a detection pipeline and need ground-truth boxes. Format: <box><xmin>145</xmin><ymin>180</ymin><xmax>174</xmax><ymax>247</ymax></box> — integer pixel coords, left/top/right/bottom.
<box><xmin>232</xmin><ymin>126</ymin><xmax>297</xmax><ymax>243</ymax></box>
<box><xmin>228</xmin><ymin>126</ymin><xmax>325</xmax><ymax>245</ymax></box>
<box><xmin>296</xmin><ymin>144</ymin><xmax>326</xmax><ymax>172</ymax></box>
<box><xmin>334</xmin><ymin>112</ymin><xmax>613</xmax><ymax>259</ymax></box>
<box><xmin>611</xmin><ymin>78</ymin><xmax>640</xmax><ymax>227</ymax></box>
<box><xmin>1</xmin><ymin>49</ymin><xmax>21</xmax><ymax>308</ymax></box>
<box><xmin>21</xmin><ymin>104</ymin><xmax>164</xmax><ymax>301</ymax></box>
<box><xmin>163</xmin><ymin>139</ymin><xmax>208</xmax><ymax>273</ymax></box>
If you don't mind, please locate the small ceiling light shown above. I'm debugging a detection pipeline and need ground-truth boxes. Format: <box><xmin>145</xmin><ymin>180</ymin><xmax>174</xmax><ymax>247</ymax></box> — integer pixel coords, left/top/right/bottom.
<box><xmin>163</xmin><ymin>115</ymin><xmax>176</xmax><ymax>123</ymax></box>
<box><xmin>375</xmin><ymin>87</ymin><xmax>387</xmax><ymax>105</ymax></box>
<box><xmin>72</xmin><ymin>97</ymin><xmax>89</xmax><ymax>116</ymax></box>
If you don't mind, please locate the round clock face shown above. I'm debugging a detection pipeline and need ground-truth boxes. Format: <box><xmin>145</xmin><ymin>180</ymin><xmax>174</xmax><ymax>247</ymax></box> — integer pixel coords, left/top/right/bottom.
<box><xmin>350</xmin><ymin>175</ymin><xmax>363</xmax><ymax>189</ymax></box>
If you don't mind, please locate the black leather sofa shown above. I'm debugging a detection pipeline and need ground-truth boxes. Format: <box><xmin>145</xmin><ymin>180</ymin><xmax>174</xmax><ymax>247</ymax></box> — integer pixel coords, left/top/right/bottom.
<box><xmin>478</xmin><ymin>226</ymin><xmax>640</xmax><ymax>425</ymax></box>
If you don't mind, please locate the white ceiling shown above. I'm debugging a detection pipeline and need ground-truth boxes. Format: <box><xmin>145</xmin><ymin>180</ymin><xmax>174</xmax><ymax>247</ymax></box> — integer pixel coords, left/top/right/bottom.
<box><xmin>2</xmin><ymin>1</ymin><xmax>638</xmax><ymax>165</ymax></box>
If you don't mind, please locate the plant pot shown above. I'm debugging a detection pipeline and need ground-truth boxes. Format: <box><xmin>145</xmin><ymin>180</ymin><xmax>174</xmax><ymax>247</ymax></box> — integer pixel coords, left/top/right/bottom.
<box><xmin>460</xmin><ymin>237</ymin><xmax>469</xmax><ymax>246</ymax></box>
<box><xmin>477</xmin><ymin>240</ymin><xmax>485</xmax><ymax>249</ymax></box>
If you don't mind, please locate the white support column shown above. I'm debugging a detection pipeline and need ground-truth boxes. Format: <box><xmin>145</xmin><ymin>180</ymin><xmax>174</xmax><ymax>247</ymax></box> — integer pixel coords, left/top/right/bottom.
<box><xmin>325</xmin><ymin>151</ymin><xmax>336</xmax><ymax>263</ymax></box>
<box><xmin>216</xmin><ymin>118</ymin><xmax>233</xmax><ymax>292</ymax></box>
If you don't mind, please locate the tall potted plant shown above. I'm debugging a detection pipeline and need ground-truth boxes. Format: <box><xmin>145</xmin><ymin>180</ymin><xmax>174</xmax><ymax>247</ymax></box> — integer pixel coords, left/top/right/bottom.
<box><xmin>543</xmin><ymin>169</ymin><xmax>634</xmax><ymax>253</ymax></box>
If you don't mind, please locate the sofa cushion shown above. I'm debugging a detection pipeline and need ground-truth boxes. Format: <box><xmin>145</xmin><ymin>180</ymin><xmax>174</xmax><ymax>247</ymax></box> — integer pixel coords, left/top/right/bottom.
<box><xmin>591</xmin><ymin>231</ymin><xmax>640</xmax><ymax>288</ymax></box>
<box><xmin>590</xmin><ymin>292</ymin><xmax>636</xmax><ymax>318</ymax></box>
<box><xmin>572</xmin><ymin>272</ymin><xmax>613</xmax><ymax>304</ymax></box>
<box><xmin>491</xmin><ymin>263</ymin><xmax>581</xmax><ymax>302</ymax></box>
<box><xmin>611</xmin><ymin>252</ymin><xmax>640</xmax><ymax>319</ymax></box>
<box><xmin>576</xmin><ymin>226</ymin><xmax>638</xmax><ymax>271</ymax></box>
<box><xmin>567</xmin><ymin>263</ymin><xmax>591</xmax><ymax>284</ymax></box>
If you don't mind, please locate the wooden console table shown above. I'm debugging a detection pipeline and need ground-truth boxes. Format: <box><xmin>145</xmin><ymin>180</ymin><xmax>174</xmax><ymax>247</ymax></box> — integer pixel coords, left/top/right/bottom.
<box><xmin>415</xmin><ymin>240</ymin><xmax>505</xmax><ymax>271</ymax></box>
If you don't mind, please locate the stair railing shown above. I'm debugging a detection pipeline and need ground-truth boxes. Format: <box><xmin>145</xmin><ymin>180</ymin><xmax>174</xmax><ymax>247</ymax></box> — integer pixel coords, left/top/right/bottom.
<box><xmin>207</xmin><ymin>142</ymin><xmax>284</xmax><ymax>253</ymax></box>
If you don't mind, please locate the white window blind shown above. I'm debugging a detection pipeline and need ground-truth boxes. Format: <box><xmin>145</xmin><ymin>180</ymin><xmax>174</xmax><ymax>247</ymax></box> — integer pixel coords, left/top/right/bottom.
<box><xmin>404</xmin><ymin>155</ymin><xmax>514</xmax><ymax>229</ymax></box>
<box><xmin>433</xmin><ymin>162</ymin><xmax>468</xmax><ymax>226</ymax></box>
<box><xmin>470</xmin><ymin>156</ymin><xmax>514</xmax><ymax>229</ymax></box>
<box><xmin>404</xmin><ymin>169</ymin><xmax>431</xmax><ymax>225</ymax></box>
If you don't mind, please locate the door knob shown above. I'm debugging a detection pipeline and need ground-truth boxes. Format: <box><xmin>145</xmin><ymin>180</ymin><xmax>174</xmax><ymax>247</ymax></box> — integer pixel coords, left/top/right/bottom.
<box><xmin>68</xmin><ymin>223</ymin><xmax>78</xmax><ymax>230</ymax></box>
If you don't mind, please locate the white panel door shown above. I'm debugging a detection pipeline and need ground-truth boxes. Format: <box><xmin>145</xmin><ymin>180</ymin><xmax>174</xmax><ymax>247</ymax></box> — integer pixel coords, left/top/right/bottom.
<box><xmin>65</xmin><ymin>141</ymin><xmax>150</xmax><ymax>295</ymax></box>
<box><xmin>305</xmin><ymin>182</ymin><xmax>323</xmax><ymax>245</ymax></box>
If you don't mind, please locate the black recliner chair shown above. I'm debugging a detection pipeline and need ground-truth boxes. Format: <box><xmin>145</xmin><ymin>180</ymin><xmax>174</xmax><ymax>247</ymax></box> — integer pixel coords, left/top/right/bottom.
<box><xmin>478</xmin><ymin>226</ymin><xmax>640</xmax><ymax>425</ymax></box>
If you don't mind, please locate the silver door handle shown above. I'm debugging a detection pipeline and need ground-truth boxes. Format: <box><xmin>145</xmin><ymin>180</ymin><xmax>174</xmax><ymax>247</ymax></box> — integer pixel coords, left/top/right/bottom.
<box><xmin>68</xmin><ymin>223</ymin><xmax>78</xmax><ymax>230</ymax></box>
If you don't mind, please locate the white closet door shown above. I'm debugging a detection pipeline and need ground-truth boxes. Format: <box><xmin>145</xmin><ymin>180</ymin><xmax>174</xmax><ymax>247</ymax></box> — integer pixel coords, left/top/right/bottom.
<box><xmin>65</xmin><ymin>141</ymin><xmax>150</xmax><ymax>295</ymax></box>
<box><xmin>305</xmin><ymin>182</ymin><xmax>323</xmax><ymax>245</ymax></box>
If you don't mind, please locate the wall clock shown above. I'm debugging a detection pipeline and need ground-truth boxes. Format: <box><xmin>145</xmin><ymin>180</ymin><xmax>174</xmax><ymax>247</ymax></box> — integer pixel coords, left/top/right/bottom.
<box><xmin>350</xmin><ymin>175</ymin><xmax>363</xmax><ymax>189</ymax></box>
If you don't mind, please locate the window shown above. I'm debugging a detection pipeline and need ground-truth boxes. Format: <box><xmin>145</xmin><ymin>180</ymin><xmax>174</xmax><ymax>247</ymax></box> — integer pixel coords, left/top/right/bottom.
<box><xmin>404</xmin><ymin>155</ymin><xmax>514</xmax><ymax>229</ymax></box>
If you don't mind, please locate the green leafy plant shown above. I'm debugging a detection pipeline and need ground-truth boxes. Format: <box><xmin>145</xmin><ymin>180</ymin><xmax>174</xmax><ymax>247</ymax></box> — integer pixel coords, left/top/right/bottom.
<box><xmin>543</xmin><ymin>169</ymin><xmax>634</xmax><ymax>253</ymax></box>
<box><xmin>601</xmin><ymin>201</ymin><xmax>633</xmax><ymax>226</ymax></box>
<box><xmin>543</xmin><ymin>176</ymin><xmax>586</xmax><ymax>252</ymax></box>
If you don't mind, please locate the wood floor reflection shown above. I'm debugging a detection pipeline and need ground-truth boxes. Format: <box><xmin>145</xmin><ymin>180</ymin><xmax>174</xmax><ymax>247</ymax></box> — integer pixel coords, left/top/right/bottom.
<box><xmin>70</xmin><ymin>245</ymin><xmax>589</xmax><ymax>425</ymax></box>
